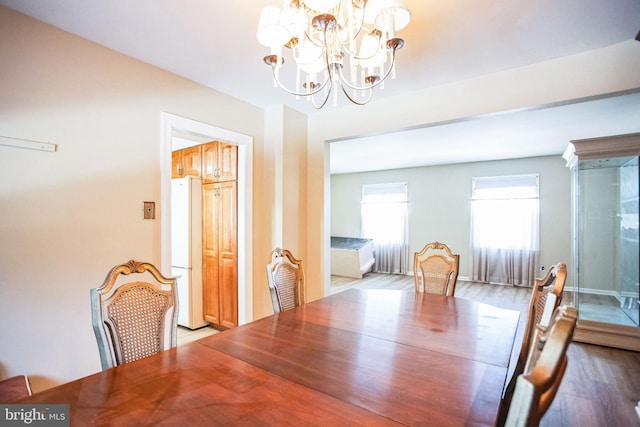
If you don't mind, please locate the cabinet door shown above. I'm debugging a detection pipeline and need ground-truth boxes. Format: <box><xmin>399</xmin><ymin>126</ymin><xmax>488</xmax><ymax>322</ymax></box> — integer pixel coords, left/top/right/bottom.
<box><xmin>218</xmin><ymin>143</ymin><xmax>238</xmax><ymax>182</ymax></box>
<box><xmin>218</xmin><ymin>181</ymin><xmax>238</xmax><ymax>328</ymax></box>
<box><xmin>202</xmin><ymin>181</ymin><xmax>238</xmax><ymax>328</ymax></box>
<box><xmin>172</xmin><ymin>146</ymin><xmax>202</xmax><ymax>178</ymax></box>
<box><xmin>202</xmin><ymin>183</ymin><xmax>220</xmax><ymax>325</ymax></box>
<box><xmin>202</xmin><ymin>142</ymin><xmax>237</xmax><ymax>183</ymax></box>
<box><xmin>201</xmin><ymin>142</ymin><xmax>218</xmax><ymax>183</ymax></box>
<box><xmin>171</xmin><ymin>150</ymin><xmax>183</xmax><ymax>178</ymax></box>
<box><xmin>181</xmin><ymin>145</ymin><xmax>202</xmax><ymax>177</ymax></box>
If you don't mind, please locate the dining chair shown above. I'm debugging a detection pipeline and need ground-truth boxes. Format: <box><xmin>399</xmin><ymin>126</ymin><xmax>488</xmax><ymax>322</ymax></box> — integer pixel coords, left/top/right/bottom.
<box><xmin>413</xmin><ymin>241</ymin><xmax>460</xmax><ymax>296</ymax></box>
<box><xmin>90</xmin><ymin>260</ymin><xmax>178</xmax><ymax>370</ymax></box>
<box><xmin>503</xmin><ymin>304</ymin><xmax>578</xmax><ymax>427</ymax></box>
<box><xmin>0</xmin><ymin>375</ymin><xmax>32</xmax><ymax>403</ymax></box>
<box><xmin>502</xmin><ymin>262</ymin><xmax>567</xmax><ymax>413</ymax></box>
<box><xmin>266</xmin><ymin>248</ymin><xmax>306</xmax><ymax>314</ymax></box>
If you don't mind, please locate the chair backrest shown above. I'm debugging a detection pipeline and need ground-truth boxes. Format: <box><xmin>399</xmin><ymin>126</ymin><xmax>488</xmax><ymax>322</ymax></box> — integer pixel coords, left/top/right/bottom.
<box><xmin>413</xmin><ymin>241</ymin><xmax>460</xmax><ymax>296</ymax></box>
<box><xmin>0</xmin><ymin>375</ymin><xmax>32</xmax><ymax>403</ymax></box>
<box><xmin>266</xmin><ymin>248</ymin><xmax>305</xmax><ymax>314</ymax></box>
<box><xmin>514</xmin><ymin>265</ymin><xmax>567</xmax><ymax>377</ymax></box>
<box><xmin>501</xmin><ymin>263</ymin><xmax>567</xmax><ymax>419</ymax></box>
<box><xmin>504</xmin><ymin>305</ymin><xmax>578</xmax><ymax>427</ymax></box>
<box><xmin>527</xmin><ymin>263</ymin><xmax>567</xmax><ymax>332</ymax></box>
<box><xmin>90</xmin><ymin>260</ymin><xmax>178</xmax><ymax>370</ymax></box>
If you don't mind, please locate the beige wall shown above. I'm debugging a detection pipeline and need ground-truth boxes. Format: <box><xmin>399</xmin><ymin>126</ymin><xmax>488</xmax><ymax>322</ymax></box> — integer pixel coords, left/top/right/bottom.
<box><xmin>330</xmin><ymin>156</ymin><xmax>571</xmax><ymax>280</ymax></box>
<box><xmin>257</xmin><ymin>105</ymin><xmax>308</xmax><ymax>317</ymax></box>
<box><xmin>0</xmin><ymin>7</ymin><xmax>271</xmax><ymax>391</ymax></box>
<box><xmin>282</xmin><ymin>107</ymin><xmax>308</xmax><ymax>260</ymax></box>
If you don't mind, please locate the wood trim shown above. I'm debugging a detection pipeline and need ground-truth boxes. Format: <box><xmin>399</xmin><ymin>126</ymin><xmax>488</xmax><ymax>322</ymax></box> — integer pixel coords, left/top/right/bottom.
<box><xmin>566</xmin><ymin>132</ymin><xmax>640</xmax><ymax>162</ymax></box>
<box><xmin>573</xmin><ymin>320</ymin><xmax>640</xmax><ymax>352</ymax></box>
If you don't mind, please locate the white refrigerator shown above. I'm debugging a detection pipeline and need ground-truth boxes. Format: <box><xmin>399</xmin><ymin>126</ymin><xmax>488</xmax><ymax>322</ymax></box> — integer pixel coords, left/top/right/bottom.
<box><xmin>171</xmin><ymin>176</ymin><xmax>207</xmax><ymax>329</ymax></box>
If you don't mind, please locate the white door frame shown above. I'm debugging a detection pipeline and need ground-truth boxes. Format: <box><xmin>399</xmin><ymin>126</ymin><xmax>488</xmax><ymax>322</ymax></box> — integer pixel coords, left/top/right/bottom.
<box><xmin>160</xmin><ymin>112</ymin><xmax>253</xmax><ymax>325</ymax></box>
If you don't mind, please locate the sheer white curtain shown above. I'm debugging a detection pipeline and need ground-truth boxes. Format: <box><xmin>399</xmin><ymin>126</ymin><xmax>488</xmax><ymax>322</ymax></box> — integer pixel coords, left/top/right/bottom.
<box><xmin>470</xmin><ymin>175</ymin><xmax>540</xmax><ymax>286</ymax></box>
<box><xmin>361</xmin><ymin>183</ymin><xmax>409</xmax><ymax>274</ymax></box>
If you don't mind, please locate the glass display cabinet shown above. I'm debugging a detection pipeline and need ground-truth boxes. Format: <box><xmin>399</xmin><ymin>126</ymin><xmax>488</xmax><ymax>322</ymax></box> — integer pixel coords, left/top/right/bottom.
<box><xmin>563</xmin><ymin>133</ymin><xmax>640</xmax><ymax>351</ymax></box>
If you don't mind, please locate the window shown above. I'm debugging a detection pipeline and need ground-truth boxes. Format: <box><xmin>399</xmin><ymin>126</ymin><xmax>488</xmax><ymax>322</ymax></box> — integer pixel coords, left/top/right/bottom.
<box><xmin>361</xmin><ymin>183</ymin><xmax>409</xmax><ymax>274</ymax></box>
<box><xmin>470</xmin><ymin>174</ymin><xmax>539</xmax><ymax>286</ymax></box>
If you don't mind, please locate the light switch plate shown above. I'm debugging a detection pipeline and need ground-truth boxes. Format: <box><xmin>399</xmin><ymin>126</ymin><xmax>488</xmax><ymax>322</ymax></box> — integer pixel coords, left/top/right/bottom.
<box><xmin>143</xmin><ymin>202</ymin><xmax>155</xmax><ymax>219</ymax></box>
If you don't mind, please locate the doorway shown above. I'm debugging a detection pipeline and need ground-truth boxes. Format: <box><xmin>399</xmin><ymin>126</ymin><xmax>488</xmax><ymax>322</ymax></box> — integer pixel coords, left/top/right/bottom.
<box><xmin>160</xmin><ymin>112</ymin><xmax>253</xmax><ymax>325</ymax></box>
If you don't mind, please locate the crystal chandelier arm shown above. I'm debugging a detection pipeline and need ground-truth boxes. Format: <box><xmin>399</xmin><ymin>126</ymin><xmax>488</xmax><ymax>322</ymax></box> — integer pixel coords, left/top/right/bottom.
<box><xmin>350</xmin><ymin>30</ymin><xmax>382</xmax><ymax>62</ymax></box>
<box><xmin>339</xmin><ymin>83</ymin><xmax>374</xmax><ymax>106</ymax></box>
<box><xmin>302</xmin><ymin>29</ymin><xmax>324</xmax><ymax>48</ymax></box>
<box><xmin>266</xmin><ymin>60</ymin><xmax>331</xmax><ymax>97</ymax></box>
<box><xmin>337</xmin><ymin>40</ymin><xmax>401</xmax><ymax>91</ymax></box>
<box><xmin>310</xmin><ymin>84</ymin><xmax>334</xmax><ymax>109</ymax></box>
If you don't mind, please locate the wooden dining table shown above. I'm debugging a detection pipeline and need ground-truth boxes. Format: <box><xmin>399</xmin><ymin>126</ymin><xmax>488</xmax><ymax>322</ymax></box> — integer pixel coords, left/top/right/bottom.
<box><xmin>20</xmin><ymin>289</ymin><xmax>520</xmax><ymax>426</ymax></box>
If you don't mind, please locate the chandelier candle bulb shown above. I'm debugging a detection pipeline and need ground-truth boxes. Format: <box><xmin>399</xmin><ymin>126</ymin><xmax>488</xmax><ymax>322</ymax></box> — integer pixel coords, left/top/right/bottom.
<box><xmin>256</xmin><ymin>0</ymin><xmax>411</xmax><ymax>109</ymax></box>
<box><xmin>323</xmin><ymin>75</ymin><xmax>329</xmax><ymax>99</ymax></box>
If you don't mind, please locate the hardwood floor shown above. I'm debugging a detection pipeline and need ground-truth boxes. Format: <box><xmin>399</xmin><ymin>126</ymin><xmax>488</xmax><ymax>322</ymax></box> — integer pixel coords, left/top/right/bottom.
<box><xmin>332</xmin><ymin>273</ymin><xmax>640</xmax><ymax>427</ymax></box>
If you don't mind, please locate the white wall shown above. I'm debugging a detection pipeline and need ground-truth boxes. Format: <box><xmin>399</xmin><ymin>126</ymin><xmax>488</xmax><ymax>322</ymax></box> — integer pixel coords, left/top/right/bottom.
<box><xmin>331</xmin><ymin>155</ymin><xmax>571</xmax><ymax>280</ymax></box>
<box><xmin>0</xmin><ymin>6</ymin><xmax>266</xmax><ymax>392</ymax></box>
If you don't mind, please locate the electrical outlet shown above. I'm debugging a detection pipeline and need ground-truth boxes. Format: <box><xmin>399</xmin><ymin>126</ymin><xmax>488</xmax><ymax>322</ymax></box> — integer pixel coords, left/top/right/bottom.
<box><xmin>540</xmin><ymin>264</ymin><xmax>546</xmax><ymax>271</ymax></box>
<box><xmin>143</xmin><ymin>202</ymin><xmax>155</xmax><ymax>219</ymax></box>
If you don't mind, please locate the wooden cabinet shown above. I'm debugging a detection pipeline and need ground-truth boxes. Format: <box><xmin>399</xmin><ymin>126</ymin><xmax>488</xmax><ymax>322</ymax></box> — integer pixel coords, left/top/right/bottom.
<box><xmin>173</xmin><ymin>141</ymin><xmax>238</xmax><ymax>328</ymax></box>
<box><xmin>172</xmin><ymin>142</ymin><xmax>237</xmax><ymax>182</ymax></box>
<box><xmin>202</xmin><ymin>181</ymin><xmax>238</xmax><ymax>328</ymax></box>
<box><xmin>202</xmin><ymin>142</ymin><xmax>237</xmax><ymax>183</ymax></box>
<box><xmin>201</xmin><ymin>142</ymin><xmax>238</xmax><ymax>328</ymax></box>
<box><xmin>172</xmin><ymin>145</ymin><xmax>201</xmax><ymax>179</ymax></box>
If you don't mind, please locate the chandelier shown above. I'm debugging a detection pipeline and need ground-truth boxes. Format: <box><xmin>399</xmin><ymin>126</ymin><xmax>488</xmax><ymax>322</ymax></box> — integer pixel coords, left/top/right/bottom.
<box><xmin>256</xmin><ymin>0</ymin><xmax>411</xmax><ymax>109</ymax></box>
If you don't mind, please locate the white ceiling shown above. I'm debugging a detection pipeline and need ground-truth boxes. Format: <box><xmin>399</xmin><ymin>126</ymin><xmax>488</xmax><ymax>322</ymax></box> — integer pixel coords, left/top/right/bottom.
<box><xmin>1</xmin><ymin>0</ymin><xmax>639</xmax><ymax>173</ymax></box>
<box><xmin>329</xmin><ymin>91</ymin><xmax>640</xmax><ymax>173</ymax></box>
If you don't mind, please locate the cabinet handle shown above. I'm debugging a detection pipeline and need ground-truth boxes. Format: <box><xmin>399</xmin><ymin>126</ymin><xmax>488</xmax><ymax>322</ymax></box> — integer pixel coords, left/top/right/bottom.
<box><xmin>214</xmin><ymin>187</ymin><xmax>220</xmax><ymax>197</ymax></box>
<box><xmin>214</xmin><ymin>167</ymin><xmax>220</xmax><ymax>178</ymax></box>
